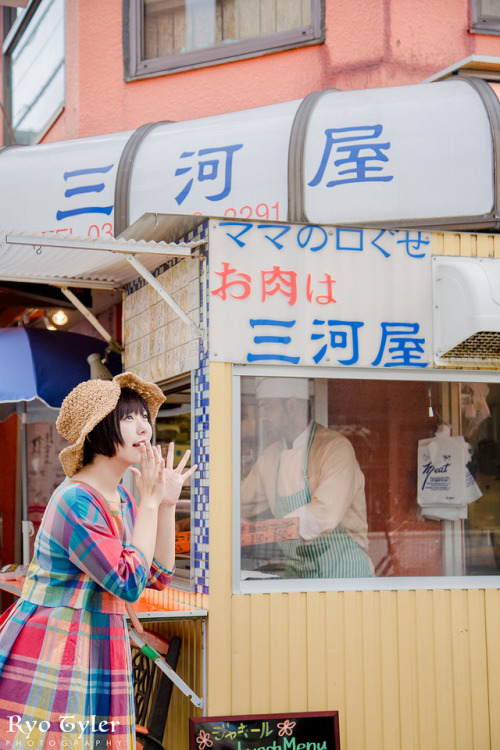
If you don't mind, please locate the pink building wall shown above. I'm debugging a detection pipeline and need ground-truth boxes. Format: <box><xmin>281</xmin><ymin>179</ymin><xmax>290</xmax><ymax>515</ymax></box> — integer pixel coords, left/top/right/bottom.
<box><xmin>37</xmin><ymin>0</ymin><xmax>500</xmax><ymax>145</ymax></box>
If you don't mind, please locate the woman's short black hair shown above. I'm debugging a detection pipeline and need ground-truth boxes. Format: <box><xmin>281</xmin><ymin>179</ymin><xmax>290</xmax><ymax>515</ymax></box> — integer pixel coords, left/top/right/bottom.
<box><xmin>82</xmin><ymin>387</ymin><xmax>152</xmax><ymax>467</ymax></box>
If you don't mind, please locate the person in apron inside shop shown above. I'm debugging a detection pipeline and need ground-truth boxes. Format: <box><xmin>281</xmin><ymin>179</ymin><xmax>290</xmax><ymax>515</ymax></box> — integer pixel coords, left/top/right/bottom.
<box><xmin>241</xmin><ymin>377</ymin><xmax>374</xmax><ymax>579</ymax></box>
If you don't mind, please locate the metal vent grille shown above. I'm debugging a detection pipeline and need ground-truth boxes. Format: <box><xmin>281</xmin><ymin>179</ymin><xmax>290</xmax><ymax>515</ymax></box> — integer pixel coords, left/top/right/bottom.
<box><xmin>442</xmin><ymin>331</ymin><xmax>500</xmax><ymax>359</ymax></box>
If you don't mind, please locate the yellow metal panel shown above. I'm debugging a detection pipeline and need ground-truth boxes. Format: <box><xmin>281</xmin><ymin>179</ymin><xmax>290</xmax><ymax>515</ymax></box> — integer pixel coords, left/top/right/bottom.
<box><xmin>415</xmin><ymin>591</ymin><xmax>438</xmax><ymax>749</ymax></box>
<box><xmin>361</xmin><ymin>591</ymin><xmax>383</xmax><ymax>750</ymax></box>
<box><xmin>250</xmin><ymin>593</ymin><xmax>272</xmax><ymax>712</ymax></box>
<box><xmin>485</xmin><ymin>588</ymin><xmax>500</xmax><ymax>746</ymax></box>
<box><xmin>269</xmin><ymin>593</ymin><xmax>290</xmax><ymax>711</ymax></box>
<box><xmin>397</xmin><ymin>590</ymin><xmax>419</xmax><ymax>750</ymax></box>
<box><xmin>231</xmin><ymin>594</ymin><xmax>252</xmax><ymax>712</ymax></box>
<box><xmin>442</xmin><ymin>233</ymin><xmax>461</xmax><ymax>255</ymax></box>
<box><xmin>458</xmin><ymin>232</ymin><xmax>475</xmax><ymax>257</ymax></box>
<box><xmin>288</xmin><ymin>592</ymin><xmax>308</xmax><ymax>710</ymax></box>
<box><xmin>476</xmin><ymin>233</ymin><xmax>495</xmax><ymax>258</ymax></box>
<box><xmin>450</xmin><ymin>590</ymin><xmax>474</xmax><ymax>750</ymax></box>
<box><xmin>325</xmin><ymin>594</ymin><xmax>347</xmax><ymax>746</ymax></box>
<box><xmin>432</xmin><ymin>589</ymin><xmax>456</xmax><ymax>749</ymax></box>
<box><xmin>432</xmin><ymin>232</ymin><xmax>444</xmax><ymax>256</ymax></box>
<box><xmin>379</xmin><ymin>590</ymin><xmax>401</xmax><ymax>750</ymax></box>
<box><xmin>305</xmin><ymin>591</ymin><xmax>327</xmax><ymax>709</ymax></box>
<box><xmin>467</xmin><ymin>588</ymin><xmax>490</xmax><ymax>748</ymax></box>
<box><xmin>344</xmin><ymin>592</ymin><xmax>367</xmax><ymax>749</ymax></box>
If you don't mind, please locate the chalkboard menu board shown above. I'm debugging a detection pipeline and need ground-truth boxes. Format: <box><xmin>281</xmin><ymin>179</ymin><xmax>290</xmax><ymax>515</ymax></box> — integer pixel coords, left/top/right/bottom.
<box><xmin>190</xmin><ymin>711</ymin><xmax>340</xmax><ymax>750</ymax></box>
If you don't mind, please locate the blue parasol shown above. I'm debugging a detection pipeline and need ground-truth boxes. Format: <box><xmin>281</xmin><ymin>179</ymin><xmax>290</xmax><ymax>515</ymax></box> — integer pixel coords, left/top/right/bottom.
<box><xmin>0</xmin><ymin>327</ymin><xmax>121</xmax><ymax>562</ymax></box>
<box><xmin>0</xmin><ymin>327</ymin><xmax>120</xmax><ymax>407</ymax></box>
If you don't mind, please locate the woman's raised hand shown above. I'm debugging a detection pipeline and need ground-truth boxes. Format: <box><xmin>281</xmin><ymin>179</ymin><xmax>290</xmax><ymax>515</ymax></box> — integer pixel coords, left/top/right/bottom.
<box><xmin>129</xmin><ymin>442</ymin><xmax>166</xmax><ymax>508</ymax></box>
<box><xmin>161</xmin><ymin>441</ymin><xmax>197</xmax><ymax>507</ymax></box>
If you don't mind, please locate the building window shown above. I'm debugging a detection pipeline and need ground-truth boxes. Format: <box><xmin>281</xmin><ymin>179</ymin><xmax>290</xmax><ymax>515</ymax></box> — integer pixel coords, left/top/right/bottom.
<box><xmin>471</xmin><ymin>0</ymin><xmax>500</xmax><ymax>33</ymax></box>
<box><xmin>2</xmin><ymin>0</ymin><xmax>65</xmax><ymax>145</ymax></box>
<box><xmin>237</xmin><ymin>374</ymin><xmax>500</xmax><ymax>589</ymax></box>
<box><xmin>125</xmin><ymin>0</ymin><xmax>324</xmax><ymax>79</ymax></box>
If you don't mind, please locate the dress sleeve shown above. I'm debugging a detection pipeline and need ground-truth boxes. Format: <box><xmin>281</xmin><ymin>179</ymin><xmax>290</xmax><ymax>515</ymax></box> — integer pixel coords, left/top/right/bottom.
<box><xmin>147</xmin><ymin>557</ymin><xmax>175</xmax><ymax>590</ymax></box>
<box><xmin>121</xmin><ymin>489</ymin><xmax>175</xmax><ymax>590</ymax></box>
<box><xmin>60</xmin><ymin>484</ymin><xmax>150</xmax><ymax>602</ymax></box>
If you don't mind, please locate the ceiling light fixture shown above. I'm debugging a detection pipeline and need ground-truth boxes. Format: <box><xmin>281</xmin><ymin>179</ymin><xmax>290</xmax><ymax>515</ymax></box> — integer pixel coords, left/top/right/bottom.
<box><xmin>51</xmin><ymin>309</ymin><xmax>69</xmax><ymax>326</ymax></box>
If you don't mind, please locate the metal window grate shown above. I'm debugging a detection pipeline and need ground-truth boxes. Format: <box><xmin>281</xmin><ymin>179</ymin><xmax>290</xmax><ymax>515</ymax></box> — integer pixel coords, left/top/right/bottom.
<box><xmin>442</xmin><ymin>331</ymin><xmax>500</xmax><ymax>359</ymax></box>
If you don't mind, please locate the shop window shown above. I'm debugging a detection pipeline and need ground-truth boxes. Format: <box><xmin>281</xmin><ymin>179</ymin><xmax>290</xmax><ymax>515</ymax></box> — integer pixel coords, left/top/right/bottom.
<box><xmin>125</xmin><ymin>0</ymin><xmax>324</xmax><ymax>79</ymax></box>
<box><xmin>155</xmin><ymin>376</ymin><xmax>193</xmax><ymax>588</ymax></box>
<box><xmin>237</xmin><ymin>374</ymin><xmax>500</xmax><ymax>589</ymax></box>
<box><xmin>471</xmin><ymin>0</ymin><xmax>500</xmax><ymax>33</ymax></box>
<box><xmin>2</xmin><ymin>0</ymin><xmax>65</xmax><ymax>145</ymax></box>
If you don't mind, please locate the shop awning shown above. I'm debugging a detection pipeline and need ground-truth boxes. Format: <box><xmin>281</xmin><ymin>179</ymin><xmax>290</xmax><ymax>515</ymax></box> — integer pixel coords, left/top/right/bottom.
<box><xmin>0</xmin><ymin>228</ymin><xmax>202</xmax><ymax>289</ymax></box>
<box><xmin>0</xmin><ymin>213</ymin><xmax>207</xmax><ymax>342</ymax></box>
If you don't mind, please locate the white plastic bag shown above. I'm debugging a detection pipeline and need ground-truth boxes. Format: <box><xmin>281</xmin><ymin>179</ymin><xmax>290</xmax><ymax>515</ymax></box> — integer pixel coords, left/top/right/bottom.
<box><xmin>417</xmin><ymin>424</ymin><xmax>481</xmax><ymax>520</ymax></box>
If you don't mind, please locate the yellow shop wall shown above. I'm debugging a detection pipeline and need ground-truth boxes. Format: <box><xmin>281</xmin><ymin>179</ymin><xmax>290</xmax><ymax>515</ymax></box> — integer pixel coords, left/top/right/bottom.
<box><xmin>206</xmin><ymin>231</ymin><xmax>500</xmax><ymax>749</ymax></box>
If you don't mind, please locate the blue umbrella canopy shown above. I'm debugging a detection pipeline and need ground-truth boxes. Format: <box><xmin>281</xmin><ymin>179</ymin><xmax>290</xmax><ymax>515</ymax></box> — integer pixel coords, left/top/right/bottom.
<box><xmin>0</xmin><ymin>327</ymin><xmax>121</xmax><ymax>407</ymax></box>
<box><xmin>0</xmin><ymin>327</ymin><xmax>122</xmax><ymax>563</ymax></box>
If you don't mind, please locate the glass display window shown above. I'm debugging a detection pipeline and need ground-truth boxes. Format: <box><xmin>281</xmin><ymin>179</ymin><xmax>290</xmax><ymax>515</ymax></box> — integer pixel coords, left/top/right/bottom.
<box><xmin>235</xmin><ymin>373</ymin><xmax>500</xmax><ymax>590</ymax></box>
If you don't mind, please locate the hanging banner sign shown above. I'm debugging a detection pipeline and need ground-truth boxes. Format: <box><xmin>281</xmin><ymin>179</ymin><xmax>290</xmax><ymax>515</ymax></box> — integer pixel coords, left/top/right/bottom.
<box><xmin>209</xmin><ymin>219</ymin><xmax>433</xmax><ymax>370</ymax></box>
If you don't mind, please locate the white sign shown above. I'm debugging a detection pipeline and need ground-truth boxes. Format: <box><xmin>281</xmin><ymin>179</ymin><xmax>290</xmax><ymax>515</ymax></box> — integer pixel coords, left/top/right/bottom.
<box><xmin>0</xmin><ymin>131</ymin><xmax>132</xmax><ymax>236</ymax></box>
<box><xmin>129</xmin><ymin>100</ymin><xmax>299</xmax><ymax>225</ymax></box>
<box><xmin>209</xmin><ymin>219</ymin><xmax>433</xmax><ymax>369</ymax></box>
<box><xmin>0</xmin><ymin>79</ymin><xmax>493</xmax><ymax>238</ymax></box>
<box><xmin>304</xmin><ymin>81</ymin><xmax>493</xmax><ymax>224</ymax></box>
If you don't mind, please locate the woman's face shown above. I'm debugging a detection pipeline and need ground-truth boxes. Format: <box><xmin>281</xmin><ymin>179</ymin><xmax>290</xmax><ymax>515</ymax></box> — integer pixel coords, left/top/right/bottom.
<box><xmin>114</xmin><ymin>406</ymin><xmax>153</xmax><ymax>465</ymax></box>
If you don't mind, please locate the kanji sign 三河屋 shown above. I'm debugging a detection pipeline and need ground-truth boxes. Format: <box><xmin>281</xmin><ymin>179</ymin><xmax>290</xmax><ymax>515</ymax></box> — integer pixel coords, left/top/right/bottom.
<box><xmin>208</xmin><ymin>219</ymin><xmax>433</xmax><ymax>370</ymax></box>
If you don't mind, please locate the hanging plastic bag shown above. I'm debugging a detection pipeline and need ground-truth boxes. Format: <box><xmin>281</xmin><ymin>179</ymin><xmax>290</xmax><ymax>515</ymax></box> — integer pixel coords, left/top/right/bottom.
<box><xmin>417</xmin><ymin>424</ymin><xmax>481</xmax><ymax>520</ymax></box>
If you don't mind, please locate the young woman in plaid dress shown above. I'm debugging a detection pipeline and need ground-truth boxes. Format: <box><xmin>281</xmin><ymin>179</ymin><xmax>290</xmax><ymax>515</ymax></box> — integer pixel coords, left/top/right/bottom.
<box><xmin>0</xmin><ymin>373</ymin><xmax>195</xmax><ymax>749</ymax></box>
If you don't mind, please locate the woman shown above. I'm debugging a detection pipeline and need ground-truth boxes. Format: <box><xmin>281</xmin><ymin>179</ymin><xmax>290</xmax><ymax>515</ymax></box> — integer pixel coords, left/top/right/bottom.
<box><xmin>0</xmin><ymin>372</ymin><xmax>195</xmax><ymax>749</ymax></box>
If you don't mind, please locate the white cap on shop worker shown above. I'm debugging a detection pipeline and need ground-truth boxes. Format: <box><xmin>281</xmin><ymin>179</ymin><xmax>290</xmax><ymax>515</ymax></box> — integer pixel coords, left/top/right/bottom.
<box><xmin>255</xmin><ymin>377</ymin><xmax>309</xmax><ymax>400</ymax></box>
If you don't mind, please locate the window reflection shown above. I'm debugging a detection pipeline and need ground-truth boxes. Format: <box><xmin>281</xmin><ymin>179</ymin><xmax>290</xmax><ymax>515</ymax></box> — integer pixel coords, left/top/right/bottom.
<box><xmin>8</xmin><ymin>0</ymin><xmax>65</xmax><ymax>144</ymax></box>
<box><xmin>240</xmin><ymin>376</ymin><xmax>500</xmax><ymax>580</ymax></box>
<box><xmin>241</xmin><ymin>376</ymin><xmax>373</xmax><ymax>579</ymax></box>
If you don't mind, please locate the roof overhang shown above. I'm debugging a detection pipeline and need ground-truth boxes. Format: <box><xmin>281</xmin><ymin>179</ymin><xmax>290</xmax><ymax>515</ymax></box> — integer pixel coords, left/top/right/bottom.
<box><xmin>0</xmin><ymin>213</ymin><xmax>206</xmax><ymax>290</ymax></box>
<box><xmin>0</xmin><ymin>212</ymin><xmax>208</xmax><ymax>344</ymax></box>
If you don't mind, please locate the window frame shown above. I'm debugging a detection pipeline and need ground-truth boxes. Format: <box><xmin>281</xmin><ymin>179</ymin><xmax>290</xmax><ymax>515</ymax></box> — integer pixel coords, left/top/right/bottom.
<box><xmin>471</xmin><ymin>0</ymin><xmax>500</xmax><ymax>34</ymax></box>
<box><xmin>124</xmin><ymin>0</ymin><xmax>325</xmax><ymax>81</ymax></box>
<box><xmin>232</xmin><ymin>364</ymin><xmax>500</xmax><ymax>594</ymax></box>
<box><xmin>2</xmin><ymin>0</ymin><xmax>65</xmax><ymax>146</ymax></box>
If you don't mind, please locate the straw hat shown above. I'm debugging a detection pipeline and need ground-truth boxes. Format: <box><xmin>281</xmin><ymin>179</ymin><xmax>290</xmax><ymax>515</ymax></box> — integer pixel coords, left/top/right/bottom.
<box><xmin>56</xmin><ymin>372</ymin><xmax>165</xmax><ymax>477</ymax></box>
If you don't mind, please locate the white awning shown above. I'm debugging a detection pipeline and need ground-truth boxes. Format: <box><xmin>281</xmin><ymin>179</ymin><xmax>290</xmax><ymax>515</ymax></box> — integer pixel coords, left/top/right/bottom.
<box><xmin>0</xmin><ymin>213</ymin><xmax>208</xmax><ymax>344</ymax></box>
<box><xmin>0</xmin><ymin>227</ymin><xmax>203</xmax><ymax>289</ymax></box>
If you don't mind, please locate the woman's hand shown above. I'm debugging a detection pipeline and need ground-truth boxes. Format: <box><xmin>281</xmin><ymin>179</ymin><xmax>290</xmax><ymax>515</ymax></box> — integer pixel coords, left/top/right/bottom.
<box><xmin>161</xmin><ymin>441</ymin><xmax>197</xmax><ymax>507</ymax></box>
<box><xmin>129</xmin><ymin>442</ymin><xmax>166</xmax><ymax>508</ymax></box>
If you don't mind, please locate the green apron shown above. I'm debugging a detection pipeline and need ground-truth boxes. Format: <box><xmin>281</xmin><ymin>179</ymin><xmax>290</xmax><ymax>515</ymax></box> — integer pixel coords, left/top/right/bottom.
<box><xmin>274</xmin><ymin>422</ymin><xmax>373</xmax><ymax>579</ymax></box>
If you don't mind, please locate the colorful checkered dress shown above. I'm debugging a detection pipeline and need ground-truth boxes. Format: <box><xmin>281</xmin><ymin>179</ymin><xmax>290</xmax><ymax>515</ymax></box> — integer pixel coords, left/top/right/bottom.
<box><xmin>0</xmin><ymin>479</ymin><xmax>174</xmax><ymax>749</ymax></box>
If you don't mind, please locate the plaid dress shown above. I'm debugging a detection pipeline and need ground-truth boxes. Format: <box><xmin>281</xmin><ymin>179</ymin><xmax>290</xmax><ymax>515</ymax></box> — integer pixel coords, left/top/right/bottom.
<box><xmin>0</xmin><ymin>480</ymin><xmax>174</xmax><ymax>750</ymax></box>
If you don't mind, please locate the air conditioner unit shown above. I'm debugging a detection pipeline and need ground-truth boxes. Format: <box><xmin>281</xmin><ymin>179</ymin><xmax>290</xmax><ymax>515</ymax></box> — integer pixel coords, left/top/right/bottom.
<box><xmin>433</xmin><ymin>256</ymin><xmax>500</xmax><ymax>367</ymax></box>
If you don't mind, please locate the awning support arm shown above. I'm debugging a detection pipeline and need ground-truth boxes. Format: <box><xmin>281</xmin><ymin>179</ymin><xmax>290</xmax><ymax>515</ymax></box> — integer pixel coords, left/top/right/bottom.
<box><xmin>60</xmin><ymin>287</ymin><xmax>123</xmax><ymax>354</ymax></box>
<box><xmin>125</xmin><ymin>253</ymin><xmax>206</xmax><ymax>350</ymax></box>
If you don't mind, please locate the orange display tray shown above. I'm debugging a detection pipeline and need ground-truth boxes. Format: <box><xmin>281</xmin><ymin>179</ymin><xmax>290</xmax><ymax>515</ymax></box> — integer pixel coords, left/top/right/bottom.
<box><xmin>0</xmin><ymin>576</ymin><xmax>207</xmax><ymax>621</ymax></box>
